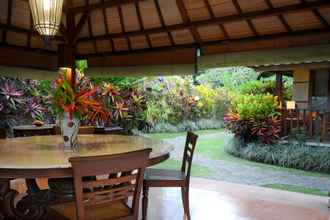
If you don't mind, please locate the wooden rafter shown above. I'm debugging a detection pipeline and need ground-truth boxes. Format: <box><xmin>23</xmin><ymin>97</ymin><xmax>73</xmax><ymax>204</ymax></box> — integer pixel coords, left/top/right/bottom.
<box><xmin>153</xmin><ymin>0</ymin><xmax>175</xmax><ymax>46</ymax></box>
<box><xmin>70</xmin><ymin>11</ymin><xmax>89</xmax><ymax>44</ymax></box>
<box><xmin>65</xmin><ymin>0</ymin><xmax>146</xmax><ymax>14</ymax></box>
<box><xmin>77</xmin><ymin>27</ymin><xmax>330</xmax><ymax>57</ymax></box>
<box><xmin>0</xmin><ymin>23</ymin><xmax>64</xmax><ymax>41</ymax></box>
<box><xmin>134</xmin><ymin>1</ymin><xmax>152</xmax><ymax>48</ymax></box>
<box><xmin>264</xmin><ymin>0</ymin><xmax>292</xmax><ymax>32</ymax></box>
<box><xmin>299</xmin><ymin>0</ymin><xmax>329</xmax><ymax>27</ymax></box>
<box><xmin>176</xmin><ymin>0</ymin><xmax>203</xmax><ymax>45</ymax></box>
<box><xmin>203</xmin><ymin>0</ymin><xmax>230</xmax><ymax>39</ymax></box>
<box><xmin>27</xmin><ymin>13</ymin><xmax>33</xmax><ymax>48</ymax></box>
<box><xmin>78</xmin><ymin>0</ymin><xmax>330</xmax><ymax>43</ymax></box>
<box><xmin>232</xmin><ymin>0</ymin><xmax>259</xmax><ymax>36</ymax></box>
<box><xmin>85</xmin><ymin>0</ymin><xmax>97</xmax><ymax>53</ymax></box>
<box><xmin>101</xmin><ymin>0</ymin><xmax>115</xmax><ymax>52</ymax></box>
<box><xmin>117</xmin><ymin>4</ymin><xmax>132</xmax><ymax>51</ymax></box>
<box><xmin>2</xmin><ymin>0</ymin><xmax>13</xmax><ymax>43</ymax></box>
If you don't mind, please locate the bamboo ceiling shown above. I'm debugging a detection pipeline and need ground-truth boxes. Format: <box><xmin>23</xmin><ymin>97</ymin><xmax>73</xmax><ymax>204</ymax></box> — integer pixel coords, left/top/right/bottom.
<box><xmin>0</xmin><ymin>0</ymin><xmax>330</xmax><ymax>70</ymax></box>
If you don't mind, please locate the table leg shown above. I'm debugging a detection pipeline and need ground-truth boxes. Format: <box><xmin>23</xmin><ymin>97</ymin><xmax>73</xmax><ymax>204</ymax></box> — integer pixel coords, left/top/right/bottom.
<box><xmin>0</xmin><ymin>178</ymin><xmax>47</xmax><ymax>220</ymax></box>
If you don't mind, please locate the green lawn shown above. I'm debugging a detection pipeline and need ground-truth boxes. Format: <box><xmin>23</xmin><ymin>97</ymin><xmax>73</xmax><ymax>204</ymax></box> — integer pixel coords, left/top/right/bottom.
<box><xmin>153</xmin><ymin>158</ymin><xmax>213</xmax><ymax>178</ymax></box>
<box><xmin>263</xmin><ymin>184</ymin><xmax>328</xmax><ymax>197</ymax></box>
<box><xmin>145</xmin><ymin>129</ymin><xmax>330</xmax><ymax>196</ymax></box>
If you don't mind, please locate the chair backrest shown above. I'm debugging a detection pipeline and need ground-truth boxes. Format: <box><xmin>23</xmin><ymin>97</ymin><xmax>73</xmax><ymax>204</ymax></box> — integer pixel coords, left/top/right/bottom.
<box><xmin>69</xmin><ymin>148</ymin><xmax>152</xmax><ymax>220</ymax></box>
<box><xmin>181</xmin><ymin>131</ymin><xmax>198</xmax><ymax>184</ymax></box>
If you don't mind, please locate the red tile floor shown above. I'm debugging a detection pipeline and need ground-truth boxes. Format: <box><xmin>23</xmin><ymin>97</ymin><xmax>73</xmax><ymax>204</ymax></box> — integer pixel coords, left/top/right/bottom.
<box><xmin>11</xmin><ymin>177</ymin><xmax>330</xmax><ymax>220</ymax></box>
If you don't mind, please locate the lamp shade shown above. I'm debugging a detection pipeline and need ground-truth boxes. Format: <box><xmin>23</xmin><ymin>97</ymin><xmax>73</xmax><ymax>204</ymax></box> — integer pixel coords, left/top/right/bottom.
<box><xmin>286</xmin><ymin>101</ymin><xmax>296</xmax><ymax>110</ymax></box>
<box><xmin>29</xmin><ymin>0</ymin><xmax>64</xmax><ymax>36</ymax></box>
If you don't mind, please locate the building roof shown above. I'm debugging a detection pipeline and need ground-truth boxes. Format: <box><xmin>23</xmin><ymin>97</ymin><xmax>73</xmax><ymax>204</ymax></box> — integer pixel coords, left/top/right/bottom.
<box><xmin>0</xmin><ymin>0</ymin><xmax>330</xmax><ymax>71</ymax></box>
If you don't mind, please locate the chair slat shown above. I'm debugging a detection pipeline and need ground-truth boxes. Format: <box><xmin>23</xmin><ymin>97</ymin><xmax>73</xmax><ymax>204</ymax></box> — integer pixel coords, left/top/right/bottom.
<box><xmin>83</xmin><ymin>174</ymin><xmax>137</xmax><ymax>188</ymax></box>
<box><xmin>84</xmin><ymin>184</ymin><xmax>136</xmax><ymax>199</ymax></box>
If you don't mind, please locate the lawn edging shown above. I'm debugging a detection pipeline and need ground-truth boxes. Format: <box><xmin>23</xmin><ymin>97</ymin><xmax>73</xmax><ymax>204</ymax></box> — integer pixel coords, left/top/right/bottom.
<box><xmin>226</xmin><ymin>138</ymin><xmax>330</xmax><ymax>174</ymax></box>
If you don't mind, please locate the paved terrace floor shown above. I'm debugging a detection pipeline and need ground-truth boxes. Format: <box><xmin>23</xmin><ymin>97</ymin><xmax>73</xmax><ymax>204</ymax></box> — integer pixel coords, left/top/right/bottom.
<box><xmin>11</xmin><ymin>178</ymin><xmax>330</xmax><ymax>220</ymax></box>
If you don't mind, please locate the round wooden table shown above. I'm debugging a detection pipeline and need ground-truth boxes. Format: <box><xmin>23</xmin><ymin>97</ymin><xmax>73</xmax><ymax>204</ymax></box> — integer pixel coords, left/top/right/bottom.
<box><xmin>0</xmin><ymin>134</ymin><xmax>172</xmax><ymax>219</ymax></box>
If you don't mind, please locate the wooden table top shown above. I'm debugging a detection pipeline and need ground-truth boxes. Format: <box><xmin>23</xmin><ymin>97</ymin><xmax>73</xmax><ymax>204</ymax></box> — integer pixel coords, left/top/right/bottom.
<box><xmin>0</xmin><ymin>135</ymin><xmax>172</xmax><ymax>171</ymax></box>
<box><xmin>12</xmin><ymin>124</ymin><xmax>55</xmax><ymax>130</ymax></box>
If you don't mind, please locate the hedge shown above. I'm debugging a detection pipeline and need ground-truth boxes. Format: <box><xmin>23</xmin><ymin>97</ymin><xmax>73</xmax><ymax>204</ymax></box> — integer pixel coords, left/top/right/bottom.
<box><xmin>226</xmin><ymin>141</ymin><xmax>330</xmax><ymax>173</ymax></box>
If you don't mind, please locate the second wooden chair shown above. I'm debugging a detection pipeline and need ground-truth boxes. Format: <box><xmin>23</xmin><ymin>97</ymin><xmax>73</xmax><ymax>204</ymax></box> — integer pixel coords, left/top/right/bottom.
<box><xmin>142</xmin><ymin>131</ymin><xmax>198</xmax><ymax>220</ymax></box>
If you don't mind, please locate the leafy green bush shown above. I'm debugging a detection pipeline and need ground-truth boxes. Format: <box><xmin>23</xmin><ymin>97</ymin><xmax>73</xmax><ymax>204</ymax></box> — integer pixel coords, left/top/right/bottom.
<box><xmin>225</xmin><ymin>93</ymin><xmax>280</xmax><ymax>144</ymax></box>
<box><xmin>231</xmin><ymin>94</ymin><xmax>278</xmax><ymax>121</ymax></box>
<box><xmin>226</xmin><ymin>142</ymin><xmax>330</xmax><ymax>173</ymax></box>
<box><xmin>239</xmin><ymin>80</ymin><xmax>276</xmax><ymax>95</ymax></box>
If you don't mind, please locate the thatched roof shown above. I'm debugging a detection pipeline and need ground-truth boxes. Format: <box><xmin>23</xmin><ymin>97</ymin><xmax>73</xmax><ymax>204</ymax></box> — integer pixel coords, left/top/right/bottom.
<box><xmin>0</xmin><ymin>0</ymin><xmax>330</xmax><ymax>72</ymax></box>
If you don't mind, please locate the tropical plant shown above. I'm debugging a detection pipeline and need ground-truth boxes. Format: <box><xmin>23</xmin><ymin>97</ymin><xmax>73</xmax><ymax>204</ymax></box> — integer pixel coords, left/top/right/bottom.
<box><xmin>225</xmin><ymin>93</ymin><xmax>280</xmax><ymax>144</ymax></box>
<box><xmin>52</xmin><ymin>70</ymin><xmax>109</xmax><ymax>123</ymax></box>
<box><xmin>25</xmin><ymin>98</ymin><xmax>44</xmax><ymax>120</ymax></box>
<box><xmin>0</xmin><ymin>80</ymin><xmax>24</xmax><ymax>113</ymax></box>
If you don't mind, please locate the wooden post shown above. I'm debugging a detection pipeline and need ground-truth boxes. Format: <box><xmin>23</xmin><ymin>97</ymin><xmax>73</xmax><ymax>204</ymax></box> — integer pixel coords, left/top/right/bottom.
<box><xmin>276</xmin><ymin>72</ymin><xmax>284</xmax><ymax>108</ymax></box>
<box><xmin>57</xmin><ymin>44</ymin><xmax>76</xmax><ymax>87</ymax></box>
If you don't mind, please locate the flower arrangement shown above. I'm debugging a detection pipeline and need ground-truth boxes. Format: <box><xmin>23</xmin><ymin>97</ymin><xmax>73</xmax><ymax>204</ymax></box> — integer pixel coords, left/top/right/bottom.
<box><xmin>52</xmin><ymin>68</ymin><xmax>110</xmax><ymax>123</ymax></box>
<box><xmin>52</xmin><ymin>68</ymin><xmax>110</xmax><ymax>149</ymax></box>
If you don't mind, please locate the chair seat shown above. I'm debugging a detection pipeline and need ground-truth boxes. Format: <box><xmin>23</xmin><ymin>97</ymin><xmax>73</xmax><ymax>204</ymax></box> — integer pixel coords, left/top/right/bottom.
<box><xmin>144</xmin><ymin>169</ymin><xmax>186</xmax><ymax>187</ymax></box>
<box><xmin>50</xmin><ymin>200</ymin><xmax>131</xmax><ymax>220</ymax></box>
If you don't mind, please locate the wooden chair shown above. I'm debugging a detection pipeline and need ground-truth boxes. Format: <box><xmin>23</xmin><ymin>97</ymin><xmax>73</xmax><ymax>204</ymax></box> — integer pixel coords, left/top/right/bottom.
<box><xmin>51</xmin><ymin>148</ymin><xmax>152</xmax><ymax>220</ymax></box>
<box><xmin>142</xmin><ymin>131</ymin><xmax>198</xmax><ymax>220</ymax></box>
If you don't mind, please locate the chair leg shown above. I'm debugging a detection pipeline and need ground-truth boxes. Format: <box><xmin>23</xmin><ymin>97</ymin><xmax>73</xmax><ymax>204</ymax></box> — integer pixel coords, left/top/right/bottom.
<box><xmin>142</xmin><ymin>184</ymin><xmax>149</xmax><ymax>220</ymax></box>
<box><xmin>181</xmin><ymin>187</ymin><xmax>191</xmax><ymax>220</ymax></box>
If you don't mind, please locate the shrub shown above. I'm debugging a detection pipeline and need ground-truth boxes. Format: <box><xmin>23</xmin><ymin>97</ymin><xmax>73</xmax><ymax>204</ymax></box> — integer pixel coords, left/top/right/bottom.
<box><xmin>225</xmin><ymin>93</ymin><xmax>280</xmax><ymax>144</ymax></box>
<box><xmin>231</xmin><ymin>93</ymin><xmax>278</xmax><ymax>121</ymax></box>
<box><xmin>239</xmin><ymin>80</ymin><xmax>276</xmax><ymax>95</ymax></box>
<box><xmin>226</xmin><ymin>142</ymin><xmax>330</xmax><ymax>173</ymax></box>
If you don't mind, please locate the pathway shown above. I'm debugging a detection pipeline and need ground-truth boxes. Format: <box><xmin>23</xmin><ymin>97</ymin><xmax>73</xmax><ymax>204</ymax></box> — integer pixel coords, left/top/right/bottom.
<box><xmin>163</xmin><ymin>133</ymin><xmax>330</xmax><ymax>192</ymax></box>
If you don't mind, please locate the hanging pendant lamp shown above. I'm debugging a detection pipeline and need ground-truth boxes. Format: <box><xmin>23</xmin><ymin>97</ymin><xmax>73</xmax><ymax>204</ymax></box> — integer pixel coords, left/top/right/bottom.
<box><xmin>29</xmin><ymin>0</ymin><xmax>64</xmax><ymax>36</ymax></box>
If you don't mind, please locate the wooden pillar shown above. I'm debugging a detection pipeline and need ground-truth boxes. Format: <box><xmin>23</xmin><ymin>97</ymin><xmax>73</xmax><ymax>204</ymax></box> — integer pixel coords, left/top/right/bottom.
<box><xmin>58</xmin><ymin>44</ymin><xmax>76</xmax><ymax>88</ymax></box>
<box><xmin>276</xmin><ymin>72</ymin><xmax>284</xmax><ymax>108</ymax></box>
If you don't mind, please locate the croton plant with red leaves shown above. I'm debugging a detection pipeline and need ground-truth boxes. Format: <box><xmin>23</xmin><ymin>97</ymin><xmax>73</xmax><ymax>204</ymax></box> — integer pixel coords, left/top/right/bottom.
<box><xmin>52</xmin><ymin>70</ymin><xmax>110</xmax><ymax>123</ymax></box>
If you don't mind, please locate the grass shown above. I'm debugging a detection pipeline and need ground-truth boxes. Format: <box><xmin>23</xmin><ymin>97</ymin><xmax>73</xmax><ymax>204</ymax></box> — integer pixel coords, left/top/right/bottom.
<box><xmin>146</xmin><ymin>129</ymin><xmax>330</xmax><ymax>197</ymax></box>
<box><xmin>148</xmin><ymin>130</ymin><xmax>330</xmax><ymax>178</ymax></box>
<box><xmin>153</xmin><ymin>158</ymin><xmax>214</xmax><ymax>178</ymax></box>
<box><xmin>263</xmin><ymin>184</ymin><xmax>328</xmax><ymax>197</ymax></box>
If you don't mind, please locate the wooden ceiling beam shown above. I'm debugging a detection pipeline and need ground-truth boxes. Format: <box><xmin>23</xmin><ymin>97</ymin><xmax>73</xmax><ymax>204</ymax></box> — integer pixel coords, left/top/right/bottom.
<box><xmin>101</xmin><ymin>0</ymin><xmax>115</xmax><ymax>52</ymax></box>
<box><xmin>78</xmin><ymin>28</ymin><xmax>330</xmax><ymax>57</ymax></box>
<box><xmin>70</xmin><ymin>11</ymin><xmax>89</xmax><ymax>44</ymax></box>
<box><xmin>232</xmin><ymin>0</ymin><xmax>259</xmax><ymax>36</ymax></box>
<box><xmin>176</xmin><ymin>0</ymin><xmax>203</xmax><ymax>45</ymax></box>
<box><xmin>65</xmin><ymin>0</ymin><xmax>146</xmax><ymax>14</ymax></box>
<box><xmin>2</xmin><ymin>0</ymin><xmax>13</xmax><ymax>43</ymax></box>
<box><xmin>299</xmin><ymin>0</ymin><xmax>329</xmax><ymax>27</ymax></box>
<box><xmin>78</xmin><ymin>0</ymin><xmax>330</xmax><ymax>43</ymax></box>
<box><xmin>0</xmin><ymin>23</ymin><xmax>64</xmax><ymax>41</ymax></box>
<box><xmin>117</xmin><ymin>4</ymin><xmax>132</xmax><ymax>51</ymax></box>
<box><xmin>264</xmin><ymin>0</ymin><xmax>292</xmax><ymax>32</ymax></box>
<box><xmin>84</xmin><ymin>0</ymin><xmax>97</xmax><ymax>53</ymax></box>
<box><xmin>203</xmin><ymin>0</ymin><xmax>230</xmax><ymax>39</ymax></box>
<box><xmin>134</xmin><ymin>1</ymin><xmax>152</xmax><ymax>48</ymax></box>
<box><xmin>154</xmin><ymin>0</ymin><xmax>175</xmax><ymax>46</ymax></box>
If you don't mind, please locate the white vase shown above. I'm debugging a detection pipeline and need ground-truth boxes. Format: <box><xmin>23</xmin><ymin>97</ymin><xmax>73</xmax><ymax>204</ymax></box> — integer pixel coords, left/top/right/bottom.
<box><xmin>60</xmin><ymin>112</ymin><xmax>80</xmax><ymax>150</ymax></box>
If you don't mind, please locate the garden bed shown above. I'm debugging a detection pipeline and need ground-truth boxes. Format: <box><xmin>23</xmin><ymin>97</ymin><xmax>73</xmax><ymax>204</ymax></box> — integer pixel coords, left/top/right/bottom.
<box><xmin>226</xmin><ymin>139</ymin><xmax>330</xmax><ymax>174</ymax></box>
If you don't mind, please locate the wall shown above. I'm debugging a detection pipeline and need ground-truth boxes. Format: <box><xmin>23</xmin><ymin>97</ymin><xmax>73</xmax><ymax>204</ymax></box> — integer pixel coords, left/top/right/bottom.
<box><xmin>292</xmin><ymin>68</ymin><xmax>310</xmax><ymax>109</ymax></box>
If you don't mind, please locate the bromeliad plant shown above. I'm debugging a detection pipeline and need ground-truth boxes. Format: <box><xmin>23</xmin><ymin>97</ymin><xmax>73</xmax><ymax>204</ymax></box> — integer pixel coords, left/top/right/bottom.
<box><xmin>52</xmin><ymin>71</ymin><xmax>110</xmax><ymax>123</ymax></box>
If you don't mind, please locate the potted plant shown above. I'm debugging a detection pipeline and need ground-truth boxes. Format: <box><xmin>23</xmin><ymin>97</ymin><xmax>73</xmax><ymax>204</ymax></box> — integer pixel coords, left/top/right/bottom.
<box><xmin>52</xmin><ymin>68</ymin><xmax>109</xmax><ymax>150</ymax></box>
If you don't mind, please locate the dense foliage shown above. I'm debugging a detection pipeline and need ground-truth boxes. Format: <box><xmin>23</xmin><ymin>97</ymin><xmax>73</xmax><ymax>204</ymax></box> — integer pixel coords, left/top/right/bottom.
<box><xmin>226</xmin><ymin>142</ymin><xmax>330</xmax><ymax>174</ymax></box>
